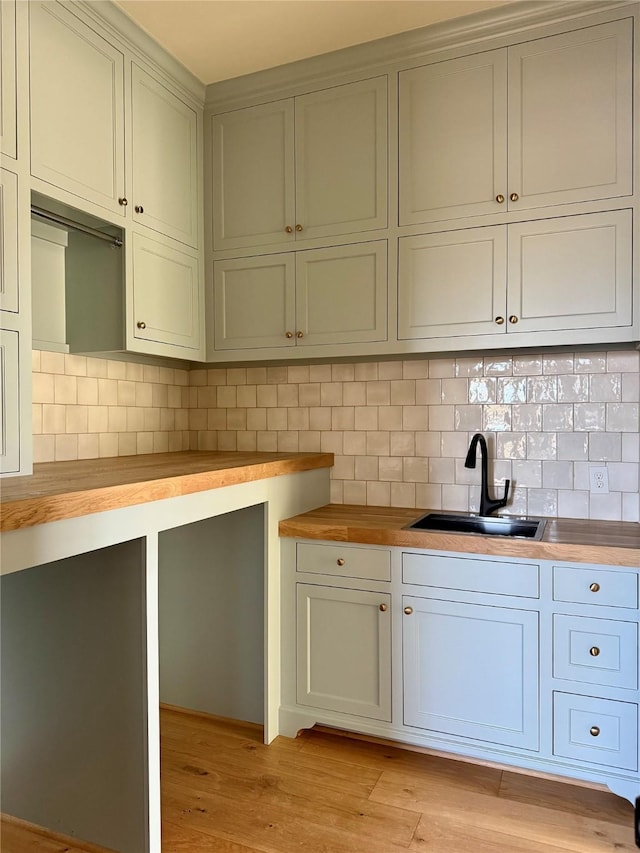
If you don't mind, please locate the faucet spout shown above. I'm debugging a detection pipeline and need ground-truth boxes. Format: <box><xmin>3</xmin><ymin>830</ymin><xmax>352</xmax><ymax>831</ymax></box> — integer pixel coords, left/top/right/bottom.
<box><xmin>464</xmin><ymin>433</ymin><xmax>511</xmax><ymax>517</ymax></box>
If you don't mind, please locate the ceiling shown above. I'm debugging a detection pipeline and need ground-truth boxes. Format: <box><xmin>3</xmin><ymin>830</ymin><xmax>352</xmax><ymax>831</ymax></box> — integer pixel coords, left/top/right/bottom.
<box><xmin>114</xmin><ymin>0</ymin><xmax>516</xmax><ymax>85</ymax></box>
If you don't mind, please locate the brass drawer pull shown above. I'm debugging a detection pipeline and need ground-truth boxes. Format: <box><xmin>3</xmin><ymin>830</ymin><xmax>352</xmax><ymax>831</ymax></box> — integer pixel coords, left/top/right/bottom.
<box><xmin>285</xmin><ymin>331</ymin><xmax>293</xmax><ymax>338</ymax></box>
<box><xmin>285</xmin><ymin>225</ymin><xmax>293</xmax><ymax>234</ymax></box>
<box><xmin>379</xmin><ymin>603</ymin><xmax>387</xmax><ymax>612</ymax></box>
<box><xmin>404</xmin><ymin>606</ymin><xmax>413</xmax><ymax>615</ymax></box>
<box><xmin>295</xmin><ymin>224</ymin><xmax>303</xmax><ymax>232</ymax></box>
<box><xmin>118</xmin><ymin>197</ymin><xmax>128</xmax><ymax>206</ymax></box>
<box><xmin>509</xmin><ymin>315</ymin><xmax>518</xmax><ymax>324</ymax></box>
<box><xmin>336</xmin><ymin>558</ymin><xmax>345</xmax><ymax>567</ymax></box>
<box><xmin>589</xmin><ymin>646</ymin><xmax>600</xmax><ymax>657</ymax></box>
<box><xmin>589</xmin><ymin>582</ymin><xmax>600</xmax><ymax>593</ymax></box>
<box><xmin>496</xmin><ymin>194</ymin><xmax>505</xmax><ymax>204</ymax></box>
<box><xmin>510</xmin><ymin>192</ymin><xmax>519</xmax><ymax>202</ymax></box>
<box><xmin>590</xmin><ymin>726</ymin><xmax>600</xmax><ymax>737</ymax></box>
<box><xmin>495</xmin><ymin>316</ymin><xmax>505</xmax><ymax>325</ymax></box>
<box><xmin>137</xmin><ymin>321</ymin><xmax>146</xmax><ymax>329</ymax></box>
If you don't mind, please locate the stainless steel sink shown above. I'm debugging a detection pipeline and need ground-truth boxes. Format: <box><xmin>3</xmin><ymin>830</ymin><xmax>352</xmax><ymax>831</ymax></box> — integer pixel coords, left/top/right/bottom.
<box><xmin>406</xmin><ymin>512</ymin><xmax>546</xmax><ymax>540</ymax></box>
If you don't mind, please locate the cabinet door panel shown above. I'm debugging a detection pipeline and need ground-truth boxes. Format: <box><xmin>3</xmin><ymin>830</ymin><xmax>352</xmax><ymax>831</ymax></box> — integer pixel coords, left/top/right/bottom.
<box><xmin>0</xmin><ymin>168</ymin><xmax>19</xmax><ymax>313</ymax></box>
<box><xmin>398</xmin><ymin>227</ymin><xmax>507</xmax><ymax>340</ymax></box>
<box><xmin>295</xmin><ymin>77</ymin><xmax>387</xmax><ymax>239</ymax></box>
<box><xmin>0</xmin><ymin>328</ymin><xmax>20</xmax><ymax>473</ymax></box>
<box><xmin>295</xmin><ymin>241</ymin><xmax>387</xmax><ymax>346</ymax></box>
<box><xmin>399</xmin><ymin>51</ymin><xmax>507</xmax><ymax>225</ymax></box>
<box><xmin>132</xmin><ymin>234</ymin><xmax>200</xmax><ymax>350</ymax></box>
<box><xmin>403</xmin><ymin>596</ymin><xmax>539</xmax><ymax>749</ymax></box>
<box><xmin>1</xmin><ymin>0</ymin><xmax>17</xmax><ymax>161</ymax></box>
<box><xmin>508</xmin><ymin>19</ymin><xmax>632</xmax><ymax>210</ymax></box>
<box><xmin>297</xmin><ymin>584</ymin><xmax>391</xmax><ymax>721</ymax></box>
<box><xmin>131</xmin><ymin>65</ymin><xmax>199</xmax><ymax>248</ymax></box>
<box><xmin>507</xmin><ymin>210</ymin><xmax>632</xmax><ymax>333</ymax></box>
<box><xmin>29</xmin><ymin>1</ymin><xmax>125</xmax><ymax>215</ymax></box>
<box><xmin>213</xmin><ymin>253</ymin><xmax>295</xmax><ymax>350</ymax></box>
<box><xmin>212</xmin><ymin>101</ymin><xmax>295</xmax><ymax>250</ymax></box>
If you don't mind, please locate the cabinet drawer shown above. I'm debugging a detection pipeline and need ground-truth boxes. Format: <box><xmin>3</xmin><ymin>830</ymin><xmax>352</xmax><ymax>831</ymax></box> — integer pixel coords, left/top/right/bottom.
<box><xmin>553</xmin><ymin>615</ymin><xmax>638</xmax><ymax>690</ymax></box>
<box><xmin>553</xmin><ymin>692</ymin><xmax>638</xmax><ymax>771</ymax></box>
<box><xmin>553</xmin><ymin>566</ymin><xmax>638</xmax><ymax>609</ymax></box>
<box><xmin>402</xmin><ymin>553</ymin><xmax>539</xmax><ymax>598</ymax></box>
<box><xmin>296</xmin><ymin>543</ymin><xmax>390</xmax><ymax>582</ymax></box>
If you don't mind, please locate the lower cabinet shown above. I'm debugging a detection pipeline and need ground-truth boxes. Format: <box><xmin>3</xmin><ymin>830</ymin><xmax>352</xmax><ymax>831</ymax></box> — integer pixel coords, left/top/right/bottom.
<box><xmin>402</xmin><ymin>595</ymin><xmax>539</xmax><ymax>749</ymax></box>
<box><xmin>296</xmin><ymin>583</ymin><xmax>391</xmax><ymax>721</ymax></box>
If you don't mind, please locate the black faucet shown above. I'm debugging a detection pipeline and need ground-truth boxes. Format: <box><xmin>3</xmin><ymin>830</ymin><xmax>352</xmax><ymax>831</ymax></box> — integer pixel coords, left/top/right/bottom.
<box><xmin>464</xmin><ymin>433</ymin><xmax>510</xmax><ymax>517</ymax></box>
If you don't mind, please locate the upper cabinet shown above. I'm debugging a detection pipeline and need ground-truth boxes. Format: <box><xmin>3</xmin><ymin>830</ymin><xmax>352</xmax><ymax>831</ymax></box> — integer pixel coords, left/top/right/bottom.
<box><xmin>399</xmin><ymin>19</ymin><xmax>633</xmax><ymax>226</ymax></box>
<box><xmin>212</xmin><ymin>76</ymin><xmax>388</xmax><ymax>250</ymax></box>
<box><xmin>131</xmin><ymin>64</ymin><xmax>199</xmax><ymax>248</ymax></box>
<box><xmin>29</xmin><ymin>0</ymin><xmax>126</xmax><ymax>217</ymax></box>
<box><xmin>1</xmin><ymin>0</ymin><xmax>17</xmax><ymax>162</ymax></box>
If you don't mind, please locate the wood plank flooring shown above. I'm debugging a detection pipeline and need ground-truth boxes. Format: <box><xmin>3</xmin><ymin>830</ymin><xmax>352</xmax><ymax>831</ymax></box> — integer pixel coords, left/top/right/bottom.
<box><xmin>1</xmin><ymin>707</ymin><xmax>635</xmax><ymax>852</ymax></box>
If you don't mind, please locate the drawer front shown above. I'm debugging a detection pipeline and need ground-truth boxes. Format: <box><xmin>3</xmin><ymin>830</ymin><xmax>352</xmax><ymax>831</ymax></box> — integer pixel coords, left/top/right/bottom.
<box><xmin>402</xmin><ymin>553</ymin><xmax>539</xmax><ymax>598</ymax></box>
<box><xmin>553</xmin><ymin>692</ymin><xmax>638</xmax><ymax>771</ymax></box>
<box><xmin>296</xmin><ymin>542</ymin><xmax>391</xmax><ymax>582</ymax></box>
<box><xmin>553</xmin><ymin>566</ymin><xmax>638</xmax><ymax>609</ymax></box>
<box><xmin>553</xmin><ymin>615</ymin><xmax>638</xmax><ymax>690</ymax></box>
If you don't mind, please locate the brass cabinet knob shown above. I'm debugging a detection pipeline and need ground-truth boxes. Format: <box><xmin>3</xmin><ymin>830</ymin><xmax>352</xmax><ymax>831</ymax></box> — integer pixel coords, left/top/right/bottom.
<box><xmin>403</xmin><ymin>606</ymin><xmax>413</xmax><ymax>615</ymax></box>
<box><xmin>510</xmin><ymin>192</ymin><xmax>519</xmax><ymax>202</ymax></box>
<box><xmin>589</xmin><ymin>646</ymin><xmax>601</xmax><ymax>657</ymax></box>
<box><xmin>496</xmin><ymin>194</ymin><xmax>505</xmax><ymax>204</ymax></box>
<box><xmin>285</xmin><ymin>331</ymin><xmax>293</xmax><ymax>338</ymax></box>
<box><xmin>285</xmin><ymin>225</ymin><xmax>293</xmax><ymax>234</ymax></box>
<box><xmin>336</xmin><ymin>558</ymin><xmax>345</xmax><ymax>566</ymax></box>
<box><xmin>118</xmin><ymin>197</ymin><xmax>128</xmax><ymax>206</ymax></box>
<box><xmin>495</xmin><ymin>316</ymin><xmax>505</xmax><ymax>325</ymax></box>
<box><xmin>509</xmin><ymin>315</ymin><xmax>519</xmax><ymax>324</ymax></box>
<box><xmin>136</xmin><ymin>321</ymin><xmax>146</xmax><ymax>329</ymax></box>
<box><xmin>296</xmin><ymin>331</ymin><xmax>304</xmax><ymax>339</ymax></box>
<box><xmin>295</xmin><ymin>224</ymin><xmax>303</xmax><ymax>232</ymax></box>
<box><xmin>135</xmin><ymin>205</ymin><xmax>144</xmax><ymax>214</ymax></box>
<box><xmin>379</xmin><ymin>603</ymin><xmax>387</xmax><ymax>612</ymax></box>
<box><xmin>590</xmin><ymin>582</ymin><xmax>600</xmax><ymax>593</ymax></box>
<box><xmin>590</xmin><ymin>726</ymin><xmax>600</xmax><ymax>737</ymax></box>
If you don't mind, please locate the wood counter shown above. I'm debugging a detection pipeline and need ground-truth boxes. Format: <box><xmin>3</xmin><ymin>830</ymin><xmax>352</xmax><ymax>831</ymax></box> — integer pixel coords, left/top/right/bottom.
<box><xmin>0</xmin><ymin>451</ymin><xmax>334</xmax><ymax>532</ymax></box>
<box><xmin>279</xmin><ymin>504</ymin><xmax>640</xmax><ymax>568</ymax></box>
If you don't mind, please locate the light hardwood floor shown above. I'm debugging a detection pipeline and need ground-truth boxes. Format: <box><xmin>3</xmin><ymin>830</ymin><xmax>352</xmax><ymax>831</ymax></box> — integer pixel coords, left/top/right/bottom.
<box><xmin>1</xmin><ymin>707</ymin><xmax>635</xmax><ymax>852</ymax></box>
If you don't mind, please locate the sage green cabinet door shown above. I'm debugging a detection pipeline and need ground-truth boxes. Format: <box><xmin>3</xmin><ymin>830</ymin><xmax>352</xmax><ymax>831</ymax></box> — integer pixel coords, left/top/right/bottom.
<box><xmin>508</xmin><ymin>19</ymin><xmax>633</xmax><ymax>211</ymax></box>
<box><xmin>295</xmin><ymin>77</ymin><xmax>387</xmax><ymax>240</ymax></box>
<box><xmin>399</xmin><ymin>51</ymin><xmax>507</xmax><ymax>225</ymax></box>
<box><xmin>132</xmin><ymin>233</ymin><xmax>201</xmax><ymax>352</ymax></box>
<box><xmin>297</xmin><ymin>584</ymin><xmax>392</xmax><ymax>721</ymax></box>
<box><xmin>506</xmin><ymin>210</ymin><xmax>633</xmax><ymax>334</ymax></box>
<box><xmin>0</xmin><ymin>328</ymin><xmax>20</xmax><ymax>473</ymax></box>
<box><xmin>131</xmin><ymin>64</ymin><xmax>199</xmax><ymax>249</ymax></box>
<box><xmin>403</xmin><ymin>596</ymin><xmax>539</xmax><ymax>750</ymax></box>
<box><xmin>295</xmin><ymin>241</ymin><xmax>387</xmax><ymax>346</ymax></box>
<box><xmin>398</xmin><ymin>226</ymin><xmax>507</xmax><ymax>340</ymax></box>
<box><xmin>213</xmin><ymin>253</ymin><xmax>296</xmax><ymax>350</ymax></box>
<box><xmin>29</xmin><ymin>1</ymin><xmax>125</xmax><ymax>215</ymax></box>
<box><xmin>212</xmin><ymin>100</ymin><xmax>295</xmax><ymax>251</ymax></box>
<box><xmin>1</xmin><ymin>0</ymin><xmax>17</xmax><ymax>162</ymax></box>
<box><xmin>0</xmin><ymin>168</ymin><xmax>19</xmax><ymax>313</ymax></box>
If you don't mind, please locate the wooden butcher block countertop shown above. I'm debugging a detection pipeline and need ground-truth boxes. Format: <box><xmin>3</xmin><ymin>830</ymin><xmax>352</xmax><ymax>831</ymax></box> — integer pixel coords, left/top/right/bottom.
<box><xmin>0</xmin><ymin>451</ymin><xmax>334</xmax><ymax>532</ymax></box>
<box><xmin>279</xmin><ymin>504</ymin><xmax>640</xmax><ymax>568</ymax></box>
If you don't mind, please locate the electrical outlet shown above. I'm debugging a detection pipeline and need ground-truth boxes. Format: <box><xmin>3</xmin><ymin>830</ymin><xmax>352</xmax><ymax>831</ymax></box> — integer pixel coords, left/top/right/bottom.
<box><xmin>589</xmin><ymin>465</ymin><xmax>609</xmax><ymax>494</ymax></box>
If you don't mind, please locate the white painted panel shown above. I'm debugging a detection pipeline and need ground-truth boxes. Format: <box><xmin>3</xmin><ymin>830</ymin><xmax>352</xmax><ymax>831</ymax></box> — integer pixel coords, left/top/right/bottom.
<box><xmin>131</xmin><ymin>64</ymin><xmax>199</xmax><ymax>248</ymax></box>
<box><xmin>553</xmin><ymin>692</ymin><xmax>638</xmax><ymax>771</ymax></box>
<box><xmin>0</xmin><ymin>327</ymin><xmax>19</xmax><ymax>473</ymax></box>
<box><xmin>295</xmin><ymin>240</ymin><xmax>387</xmax><ymax>345</ymax></box>
<box><xmin>297</xmin><ymin>583</ymin><xmax>392</xmax><ymax>721</ymax></box>
<box><xmin>398</xmin><ymin>226</ymin><xmax>507</xmax><ymax>340</ymax></box>
<box><xmin>297</xmin><ymin>542</ymin><xmax>391</xmax><ymax>582</ymax></box>
<box><xmin>295</xmin><ymin>76</ymin><xmax>387</xmax><ymax>239</ymax></box>
<box><xmin>0</xmin><ymin>168</ymin><xmax>19</xmax><ymax>313</ymax></box>
<box><xmin>553</xmin><ymin>615</ymin><xmax>638</xmax><ymax>690</ymax></box>
<box><xmin>508</xmin><ymin>19</ymin><xmax>633</xmax><ymax>210</ymax></box>
<box><xmin>30</xmin><ymin>219</ymin><xmax>68</xmax><ymax>351</ymax></box>
<box><xmin>399</xmin><ymin>50</ymin><xmax>507</xmax><ymax>225</ymax></box>
<box><xmin>507</xmin><ymin>210</ymin><xmax>632</xmax><ymax>333</ymax></box>
<box><xmin>1</xmin><ymin>0</ymin><xmax>17</xmax><ymax>161</ymax></box>
<box><xmin>553</xmin><ymin>565</ymin><xmax>638</xmax><ymax>609</ymax></box>
<box><xmin>402</xmin><ymin>552</ymin><xmax>539</xmax><ymax>598</ymax></box>
<box><xmin>132</xmin><ymin>232</ymin><xmax>200</xmax><ymax>350</ymax></box>
<box><xmin>403</xmin><ymin>596</ymin><xmax>539</xmax><ymax>749</ymax></box>
<box><xmin>212</xmin><ymin>100</ymin><xmax>295</xmax><ymax>250</ymax></box>
<box><xmin>213</xmin><ymin>253</ymin><xmax>295</xmax><ymax>349</ymax></box>
<box><xmin>29</xmin><ymin>1</ymin><xmax>125</xmax><ymax>215</ymax></box>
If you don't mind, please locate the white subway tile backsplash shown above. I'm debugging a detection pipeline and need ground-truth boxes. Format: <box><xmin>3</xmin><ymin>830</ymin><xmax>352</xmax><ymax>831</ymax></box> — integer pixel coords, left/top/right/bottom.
<box><xmin>606</xmin><ymin>403</ymin><xmax>639</xmax><ymax>433</ymax></box>
<box><xmin>558</xmin><ymin>433</ymin><xmax>589</xmax><ymax>461</ymax></box>
<box><xmin>574</xmin><ymin>402</ymin><xmax>606</xmax><ymax>432</ymax></box>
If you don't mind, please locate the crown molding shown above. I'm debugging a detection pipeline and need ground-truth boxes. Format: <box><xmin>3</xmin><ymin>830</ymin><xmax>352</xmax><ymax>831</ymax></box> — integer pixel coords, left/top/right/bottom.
<box><xmin>205</xmin><ymin>0</ymin><xmax>635</xmax><ymax>113</ymax></box>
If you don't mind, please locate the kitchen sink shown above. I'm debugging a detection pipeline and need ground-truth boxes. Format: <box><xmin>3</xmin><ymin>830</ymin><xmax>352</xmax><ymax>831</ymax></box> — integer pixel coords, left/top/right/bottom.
<box><xmin>406</xmin><ymin>513</ymin><xmax>546</xmax><ymax>540</ymax></box>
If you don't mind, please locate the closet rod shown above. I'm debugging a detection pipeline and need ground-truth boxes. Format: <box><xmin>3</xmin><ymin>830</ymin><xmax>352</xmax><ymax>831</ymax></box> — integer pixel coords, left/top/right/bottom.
<box><xmin>31</xmin><ymin>206</ymin><xmax>123</xmax><ymax>247</ymax></box>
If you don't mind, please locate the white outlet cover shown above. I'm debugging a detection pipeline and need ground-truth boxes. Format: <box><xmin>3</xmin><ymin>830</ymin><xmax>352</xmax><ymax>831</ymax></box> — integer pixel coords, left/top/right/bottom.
<box><xmin>589</xmin><ymin>465</ymin><xmax>610</xmax><ymax>494</ymax></box>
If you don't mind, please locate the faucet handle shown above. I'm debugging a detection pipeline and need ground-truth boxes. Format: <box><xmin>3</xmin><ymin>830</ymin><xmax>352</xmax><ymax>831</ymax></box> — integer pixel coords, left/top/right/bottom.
<box><xmin>502</xmin><ymin>479</ymin><xmax>511</xmax><ymax>503</ymax></box>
